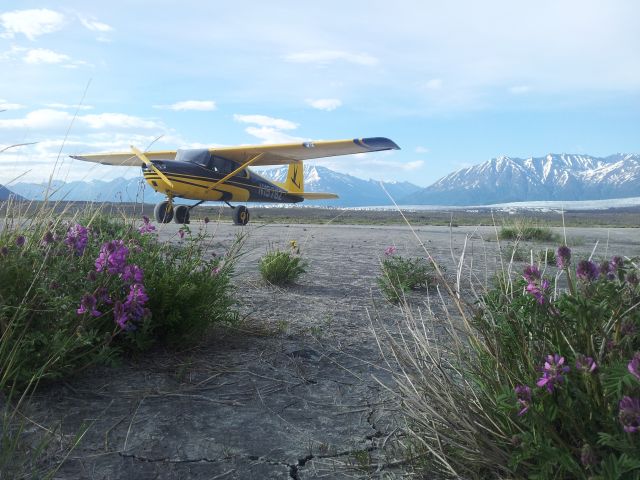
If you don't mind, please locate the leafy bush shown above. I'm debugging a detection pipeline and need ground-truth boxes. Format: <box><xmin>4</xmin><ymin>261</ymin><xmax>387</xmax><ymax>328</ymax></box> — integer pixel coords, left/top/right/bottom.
<box><xmin>499</xmin><ymin>218</ymin><xmax>559</xmax><ymax>242</ymax></box>
<box><xmin>384</xmin><ymin>246</ymin><xmax>640</xmax><ymax>478</ymax></box>
<box><xmin>0</xmin><ymin>211</ymin><xmax>241</xmax><ymax>388</ymax></box>
<box><xmin>377</xmin><ymin>246</ymin><xmax>439</xmax><ymax>303</ymax></box>
<box><xmin>259</xmin><ymin>241</ymin><xmax>307</xmax><ymax>285</ymax></box>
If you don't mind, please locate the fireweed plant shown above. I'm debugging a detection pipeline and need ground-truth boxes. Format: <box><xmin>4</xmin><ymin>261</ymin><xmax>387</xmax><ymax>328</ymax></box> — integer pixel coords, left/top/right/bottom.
<box><xmin>379</xmin><ymin>245</ymin><xmax>640</xmax><ymax>479</ymax></box>
<box><xmin>259</xmin><ymin>240</ymin><xmax>307</xmax><ymax>285</ymax></box>
<box><xmin>377</xmin><ymin>246</ymin><xmax>440</xmax><ymax>303</ymax></box>
<box><xmin>0</xmin><ymin>210</ymin><xmax>242</xmax><ymax>389</ymax></box>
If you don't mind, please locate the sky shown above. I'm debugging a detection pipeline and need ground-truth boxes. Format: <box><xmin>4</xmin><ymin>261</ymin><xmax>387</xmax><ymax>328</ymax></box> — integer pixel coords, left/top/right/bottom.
<box><xmin>0</xmin><ymin>1</ymin><xmax>639</xmax><ymax>187</ymax></box>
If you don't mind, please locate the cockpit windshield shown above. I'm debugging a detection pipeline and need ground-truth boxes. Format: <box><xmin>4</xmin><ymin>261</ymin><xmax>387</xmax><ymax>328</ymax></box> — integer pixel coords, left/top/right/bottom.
<box><xmin>176</xmin><ymin>149</ymin><xmax>210</xmax><ymax>166</ymax></box>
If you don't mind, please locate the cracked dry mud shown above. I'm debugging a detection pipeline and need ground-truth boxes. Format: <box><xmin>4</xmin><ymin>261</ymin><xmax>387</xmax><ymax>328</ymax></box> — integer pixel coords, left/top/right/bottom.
<box><xmin>29</xmin><ymin>222</ymin><xmax>640</xmax><ymax>479</ymax></box>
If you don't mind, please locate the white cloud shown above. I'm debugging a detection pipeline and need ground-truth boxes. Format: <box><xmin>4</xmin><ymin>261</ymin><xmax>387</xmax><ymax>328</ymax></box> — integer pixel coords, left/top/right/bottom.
<box><xmin>415</xmin><ymin>146</ymin><xmax>429</xmax><ymax>154</ymax></box>
<box><xmin>244</xmin><ymin>126</ymin><xmax>304</xmax><ymax>144</ymax></box>
<box><xmin>45</xmin><ymin>103</ymin><xmax>93</xmax><ymax>110</ymax></box>
<box><xmin>284</xmin><ymin>50</ymin><xmax>379</xmax><ymax>66</ymax></box>
<box><xmin>0</xmin><ymin>109</ymin><xmax>163</xmax><ymax>131</ymax></box>
<box><xmin>0</xmin><ymin>9</ymin><xmax>65</xmax><ymax>40</ymax></box>
<box><xmin>154</xmin><ymin>100</ymin><xmax>217</xmax><ymax>111</ymax></box>
<box><xmin>78</xmin><ymin>16</ymin><xmax>113</xmax><ymax>33</ymax></box>
<box><xmin>23</xmin><ymin>48</ymin><xmax>70</xmax><ymax>64</ymax></box>
<box><xmin>0</xmin><ymin>99</ymin><xmax>25</xmax><ymax>111</ymax></box>
<box><xmin>509</xmin><ymin>85</ymin><xmax>531</xmax><ymax>95</ymax></box>
<box><xmin>234</xmin><ymin>114</ymin><xmax>298</xmax><ymax>130</ymax></box>
<box><xmin>306</xmin><ymin>98</ymin><xmax>342</xmax><ymax>111</ymax></box>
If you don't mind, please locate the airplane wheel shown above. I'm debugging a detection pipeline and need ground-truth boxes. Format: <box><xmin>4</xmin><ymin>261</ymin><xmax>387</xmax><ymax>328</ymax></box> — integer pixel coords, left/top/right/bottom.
<box><xmin>232</xmin><ymin>206</ymin><xmax>250</xmax><ymax>226</ymax></box>
<box><xmin>154</xmin><ymin>201</ymin><xmax>173</xmax><ymax>223</ymax></box>
<box><xmin>174</xmin><ymin>205</ymin><xmax>190</xmax><ymax>224</ymax></box>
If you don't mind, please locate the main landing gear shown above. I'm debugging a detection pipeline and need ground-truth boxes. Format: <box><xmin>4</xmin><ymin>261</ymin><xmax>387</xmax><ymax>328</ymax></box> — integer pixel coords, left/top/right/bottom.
<box><xmin>153</xmin><ymin>199</ymin><xmax>250</xmax><ymax>226</ymax></box>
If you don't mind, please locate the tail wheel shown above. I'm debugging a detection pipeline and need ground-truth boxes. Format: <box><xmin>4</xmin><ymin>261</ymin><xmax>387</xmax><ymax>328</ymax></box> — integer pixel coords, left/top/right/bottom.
<box><xmin>232</xmin><ymin>205</ymin><xmax>250</xmax><ymax>226</ymax></box>
<box><xmin>174</xmin><ymin>205</ymin><xmax>190</xmax><ymax>224</ymax></box>
<box><xmin>154</xmin><ymin>201</ymin><xmax>173</xmax><ymax>223</ymax></box>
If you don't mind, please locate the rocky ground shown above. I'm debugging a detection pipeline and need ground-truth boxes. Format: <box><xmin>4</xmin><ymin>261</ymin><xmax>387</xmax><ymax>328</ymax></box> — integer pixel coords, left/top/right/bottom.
<box><xmin>28</xmin><ymin>221</ymin><xmax>640</xmax><ymax>479</ymax></box>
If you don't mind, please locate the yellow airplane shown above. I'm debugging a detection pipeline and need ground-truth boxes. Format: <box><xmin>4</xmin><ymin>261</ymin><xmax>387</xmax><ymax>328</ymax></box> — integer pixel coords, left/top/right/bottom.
<box><xmin>71</xmin><ymin>137</ymin><xmax>400</xmax><ymax>225</ymax></box>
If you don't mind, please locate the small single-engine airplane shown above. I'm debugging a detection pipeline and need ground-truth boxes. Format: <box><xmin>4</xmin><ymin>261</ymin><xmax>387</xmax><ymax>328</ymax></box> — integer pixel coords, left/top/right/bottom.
<box><xmin>70</xmin><ymin>137</ymin><xmax>400</xmax><ymax>225</ymax></box>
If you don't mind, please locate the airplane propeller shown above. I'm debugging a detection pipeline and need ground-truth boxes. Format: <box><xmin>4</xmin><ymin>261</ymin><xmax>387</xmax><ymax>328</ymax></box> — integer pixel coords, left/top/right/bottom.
<box><xmin>130</xmin><ymin>145</ymin><xmax>174</xmax><ymax>188</ymax></box>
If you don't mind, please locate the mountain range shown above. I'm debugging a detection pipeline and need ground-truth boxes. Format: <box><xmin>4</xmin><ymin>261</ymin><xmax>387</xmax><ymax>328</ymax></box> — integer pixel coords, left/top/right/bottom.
<box><xmin>406</xmin><ymin>153</ymin><xmax>640</xmax><ymax>205</ymax></box>
<box><xmin>1</xmin><ymin>153</ymin><xmax>638</xmax><ymax>207</ymax></box>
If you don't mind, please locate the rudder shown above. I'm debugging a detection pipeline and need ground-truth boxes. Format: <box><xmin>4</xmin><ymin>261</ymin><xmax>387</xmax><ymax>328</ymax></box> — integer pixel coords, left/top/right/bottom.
<box><xmin>285</xmin><ymin>161</ymin><xmax>303</xmax><ymax>193</ymax></box>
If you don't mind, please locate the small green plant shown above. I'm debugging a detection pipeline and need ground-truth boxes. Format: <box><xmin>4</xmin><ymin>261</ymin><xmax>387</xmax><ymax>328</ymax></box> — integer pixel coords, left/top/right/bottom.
<box><xmin>499</xmin><ymin>218</ymin><xmax>559</xmax><ymax>242</ymax></box>
<box><xmin>259</xmin><ymin>241</ymin><xmax>307</xmax><ymax>285</ymax></box>
<box><xmin>536</xmin><ymin>247</ymin><xmax>556</xmax><ymax>265</ymax></box>
<box><xmin>377</xmin><ymin>246</ymin><xmax>439</xmax><ymax>303</ymax></box>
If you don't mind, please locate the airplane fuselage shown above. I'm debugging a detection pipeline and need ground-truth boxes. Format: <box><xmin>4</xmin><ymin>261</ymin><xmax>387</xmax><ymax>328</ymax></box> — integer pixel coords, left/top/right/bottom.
<box><xmin>142</xmin><ymin>159</ymin><xmax>303</xmax><ymax>204</ymax></box>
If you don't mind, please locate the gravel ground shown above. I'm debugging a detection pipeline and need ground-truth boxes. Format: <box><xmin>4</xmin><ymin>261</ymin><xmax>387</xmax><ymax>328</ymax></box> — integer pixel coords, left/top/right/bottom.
<box><xmin>28</xmin><ymin>221</ymin><xmax>640</xmax><ymax>479</ymax></box>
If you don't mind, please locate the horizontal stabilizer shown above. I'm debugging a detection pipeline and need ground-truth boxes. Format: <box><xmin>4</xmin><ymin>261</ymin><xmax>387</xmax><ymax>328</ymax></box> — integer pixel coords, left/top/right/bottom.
<box><xmin>294</xmin><ymin>192</ymin><xmax>338</xmax><ymax>200</ymax></box>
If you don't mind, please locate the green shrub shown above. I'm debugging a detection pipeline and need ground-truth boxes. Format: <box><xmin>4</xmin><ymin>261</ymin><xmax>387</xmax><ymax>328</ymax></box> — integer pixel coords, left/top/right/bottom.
<box><xmin>499</xmin><ymin>218</ymin><xmax>559</xmax><ymax>242</ymax></box>
<box><xmin>387</xmin><ymin>247</ymin><xmax>640</xmax><ymax>478</ymax></box>
<box><xmin>0</xmin><ymin>210</ymin><xmax>241</xmax><ymax>388</ymax></box>
<box><xmin>536</xmin><ymin>247</ymin><xmax>557</xmax><ymax>265</ymax></box>
<box><xmin>259</xmin><ymin>242</ymin><xmax>307</xmax><ymax>285</ymax></box>
<box><xmin>377</xmin><ymin>247</ymin><xmax>439</xmax><ymax>303</ymax></box>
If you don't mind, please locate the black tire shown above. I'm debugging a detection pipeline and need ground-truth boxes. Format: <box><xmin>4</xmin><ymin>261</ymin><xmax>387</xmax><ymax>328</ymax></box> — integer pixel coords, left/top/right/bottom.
<box><xmin>154</xmin><ymin>201</ymin><xmax>173</xmax><ymax>223</ymax></box>
<box><xmin>232</xmin><ymin>205</ymin><xmax>250</xmax><ymax>225</ymax></box>
<box><xmin>174</xmin><ymin>205</ymin><xmax>190</xmax><ymax>224</ymax></box>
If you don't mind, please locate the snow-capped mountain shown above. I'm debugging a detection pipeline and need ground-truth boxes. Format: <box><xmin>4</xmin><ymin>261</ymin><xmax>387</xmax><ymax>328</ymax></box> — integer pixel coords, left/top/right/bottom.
<box><xmin>0</xmin><ymin>184</ymin><xmax>24</xmax><ymax>201</ymax></box>
<box><xmin>406</xmin><ymin>153</ymin><xmax>640</xmax><ymax>205</ymax></box>
<box><xmin>258</xmin><ymin>165</ymin><xmax>421</xmax><ymax>206</ymax></box>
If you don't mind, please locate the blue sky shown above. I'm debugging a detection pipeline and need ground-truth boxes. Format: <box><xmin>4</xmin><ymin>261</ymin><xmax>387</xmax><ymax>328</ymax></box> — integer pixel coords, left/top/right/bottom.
<box><xmin>0</xmin><ymin>1</ymin><xmax>638</xmax><ymax>187</ymax></box>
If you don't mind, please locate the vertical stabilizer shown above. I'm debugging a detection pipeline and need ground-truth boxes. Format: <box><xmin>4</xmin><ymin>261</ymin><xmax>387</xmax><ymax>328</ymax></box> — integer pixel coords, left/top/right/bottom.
<box><xmin>284</xmin><ymin>161</ymin><xmax>304</xmax><ymax>193</ymax></box>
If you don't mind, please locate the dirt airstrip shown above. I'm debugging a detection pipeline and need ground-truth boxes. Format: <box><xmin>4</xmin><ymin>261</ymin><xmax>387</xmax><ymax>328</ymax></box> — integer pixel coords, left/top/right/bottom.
<box><xmin>29</xmin><ymin>221</ymin><xmax>640</xmax><ymax>479</ymax></box>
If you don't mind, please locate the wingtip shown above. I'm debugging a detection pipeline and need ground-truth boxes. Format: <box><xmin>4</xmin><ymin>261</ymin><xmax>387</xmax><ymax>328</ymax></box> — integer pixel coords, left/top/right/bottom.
<box><xmin>358</xmin><ymin>137</ymin><xmax>401</xmax><ymax>151</ymax></box>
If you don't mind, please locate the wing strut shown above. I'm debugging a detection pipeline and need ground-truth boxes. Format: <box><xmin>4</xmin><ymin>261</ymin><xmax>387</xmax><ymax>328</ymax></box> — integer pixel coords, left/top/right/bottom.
<box><xmin>130</xmin><ymin>145</ymin><xmax>174</xmax><ymax>188</ymax></box>
<box><xmin>207</xmin><ymin>153</ymin><xmax>264</xmax><ymax>192</ymax></box>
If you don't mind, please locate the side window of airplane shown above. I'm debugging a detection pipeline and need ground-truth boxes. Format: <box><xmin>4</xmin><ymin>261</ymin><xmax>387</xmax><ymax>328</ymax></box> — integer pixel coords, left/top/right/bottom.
<box><xmin>209</xmin><ymin>156</ymin><xmax>248</xmax><ymax>177</ymax></box>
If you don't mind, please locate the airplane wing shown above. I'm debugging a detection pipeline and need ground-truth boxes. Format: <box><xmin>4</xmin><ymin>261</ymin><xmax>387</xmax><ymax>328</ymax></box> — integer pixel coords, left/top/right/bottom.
<box><xmin>69</xmin><ymin>137</ymin><xmax>399</xmax><ymax>167</ymax></box>
<box><xmin>212</xmin><ymin>137</ymin><xmax>400</xmax><ymax>166</ymax></box>
<box><xmin>69</xmin><ymin>150</ymin><xmax>177</xmax><ymax>166</ymax></box>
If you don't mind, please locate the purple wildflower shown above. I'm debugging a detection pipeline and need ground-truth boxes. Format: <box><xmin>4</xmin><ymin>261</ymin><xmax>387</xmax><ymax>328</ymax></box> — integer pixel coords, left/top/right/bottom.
<box><xmin>0</xmin><ymin>246</ymin><xmax>7</xmax><ymax>256</ymax></box>
<box><xmin>95</xmin><ymin>240</ymin><xmax>129</xmax><ymax>275</ymax></box>
<box><xmin>621</xmin><ymin>321</ymin><xmax>637</xmax><ymax>337</ymax></box>
<box><xmin>514</xmin><ymin>385</ymin><xmax>532</xmax><ymax>416</ymax></box>
<box><xmin>628</xmin><ymin>352</ymin><xmax>640</xmax><ymax>382</ymax></box>
<box><xmin>626</xmin><ymin>271</ymin><xmax>639</xmax><ymax>286</ymax></box>
<box><xmin>556</xmin><ymin>246</ymin><xmax>571</xmax><ymax>269</ymax></box>
<box><xmin>523</xmin><ymin>265</ymin><xmax>541</xmax><ymax>283</ymax></box>
<box><xmin>211</xmin><ymin>266</ymin><xmax>221</xmax><ymax>276</ymax></box>
<box><xmin>64</xmin><ymin>223</ymin><xmax>89</xmax><ymax>255</ymax></box>
<box><xmin>178</xmin><ymin>229</ymin><xmax>185</xmax><ymax>240</ymax></box>
<box><xmin>536</xmin><ymin>354</ymin><xmax>570</xmax><ymax>393</ymax></box>
<box><xmin>526</xmin><ymin>278</ymin><xmax>549</xmax><ymax>304</ymax></box>
<box><xmin>114</xmin><ymin>283</ymin><xmax>150</xmax><ymax>330</ymax></box>
<box><xmin>138</xmin><ymin>215</ymin><xmax>156</xmax><ymax>235</ymax></box>
<box><xmin>41</xmin><ymin>231</ymin><xmax>55</xmax><ymax>246</ymax></box>
<box><xmin>575</xmin><ymin>354</ymin><xmax>597</xmax><ymax>374</ymax></box>
<box><xmin>599</xmin><ymin>260</ymin><xmax>614</xmax><ymax>280</ymax></box>
<box><xmin>15</xmin><ymin>235</ymin><xmax>25</xmax><ymax>247</ymax></box>
<box><xmin>96</xmin><ymin>286</ymin><xmax>112</xmax><ymax>305</ymax></box>
<box><xmin>77</xmin><ymin>294</ymin><xmax>101</xmax><ymax>317</ymax></box>
<box><xmin>610</xmin><ymin>256</ymin><xmax>624</xmax><ymax>271</ymax></box>
<box><xmin>576</xmin><ymin>260</ymin><xmax>599</xmax><ymax>282</ymax></box>
<box><xmin>618</xmin><ymin>396</ymin><xmax>640</xmax><ymax>433</ymax></box>
<box><xmin>384</xmin><ymin>246</ymin><xmax>397</xmax><ymax>256</ymax></box>
<box><xmin>122</xmin><ymin>264</ymin><xmax>144</xmax><ymax>284</ymax></box>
